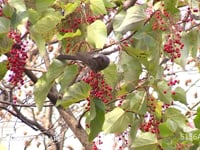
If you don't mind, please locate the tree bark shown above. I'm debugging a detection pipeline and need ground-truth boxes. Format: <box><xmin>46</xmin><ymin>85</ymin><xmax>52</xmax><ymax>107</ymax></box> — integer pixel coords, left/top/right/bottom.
<box><xmin>24</xmin><ymin>69</ymin><xmax>92</xmax><ymax>149</ymax></box>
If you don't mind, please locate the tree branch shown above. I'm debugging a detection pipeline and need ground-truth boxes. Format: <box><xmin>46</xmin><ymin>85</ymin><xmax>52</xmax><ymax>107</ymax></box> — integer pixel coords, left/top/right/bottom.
<box><xmin>58</xmin><ymin>107</ymin><xmax>92</xmax><ymax>149</ymax></box>
<box><xmin>24</xmin><ymin>69</ymin><xmax>92</xmax><ymax>149</ymax></box>
<box><xmin>12</xmin><ymin>106</ymin><xmax>61</xmax><ymax>149</ymax></box>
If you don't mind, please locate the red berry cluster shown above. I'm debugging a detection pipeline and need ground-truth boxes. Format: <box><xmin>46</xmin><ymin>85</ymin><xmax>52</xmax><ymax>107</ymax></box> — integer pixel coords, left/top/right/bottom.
<box><xmin>167</xmin><ymin>77</ymin><xmax>180</xmax><ymax>87</ymax></box>
<box><xmin>152</xmin><ymin>10</ymin><xmax>169</xmax><ymax>31</ymax></box>
<box><xmin>152</xmin><ymin>7</ymin><xmax>184</xmax><ymax>62</ymax></box>
<box><xmin>162</xmin><ymin>103</ymin><xmax>170</xmax><ymax>110</ymax></box>
<box><xmin>82</xmin><ymin>71</ymin><xmax>112</xmax><ymax>109</ymax></box>
<box><xmin>140</xmin><ymin>96</ymin><xmax>172</xmax><ymax>145</ymax></box>
<box><xmin>59</xmin><ymin>27</ymin><xmax>76</xmax><ymax>53</ymax></box>
<box><xmin>147</xmin><ymin>96</ymin><xmax>157</xmax><ymax>112</ymax></box>
<box><xmin>60</xmin><ymin>15</ymin><xmax>98</xmax><ymax>33</ymax></box>
<box><xmin>140</xmin><ymin>113</ymin><xmax>161</xmax><ymax>134</ymax></box>
<box><xmin>60</xmin><ymin>6</ymin><xmax>100</xmax><ymax>53</ymax></box>
<box><xmin>86</xmin><ymin>16</ymin><xmax>98</xmax><ymax>24</ymax></box>
<box><xmin>152</xmin><ymin>5</ymin><xmax>184</xmax><ymax>89</ymax></box>
<box><xmin>7</xmin><ymin>30</ymin><xmax>28</xmax><ymax>86</ymax></box>
<box><xmin>163</xmin><ymin>33</ymin><xmax>184</xmax><ymax>62</ymax></box>
<box><xmin>140</xmin><ymin>96</ymin><xmax>169</xmax><ymax>136</ymax></box>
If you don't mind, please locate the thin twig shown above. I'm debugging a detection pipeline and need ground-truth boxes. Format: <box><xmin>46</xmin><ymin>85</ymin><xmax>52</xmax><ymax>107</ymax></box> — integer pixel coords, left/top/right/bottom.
<box><xmin>0</xmin><ymin>100</ymin><xmax>54</xmax><ymax>107</ymax></box>
<box><xmin>185</xmin><ymin>78</ymin><xmax>200</xmax><ymax>93</ymax></box>
<box><xmin>185</xmin><ymin>100</ymin><xmax>200</xmax><ymax>116</ymax></box>
<box><xmin>24</xmin><ymin>66</ymin><xmax>46</xmax><ymax>72</ymax></box>
<box><xmin>185</xmin><ymin>23</ymin><xmax>200</xmax><ymax>31</ymax></box>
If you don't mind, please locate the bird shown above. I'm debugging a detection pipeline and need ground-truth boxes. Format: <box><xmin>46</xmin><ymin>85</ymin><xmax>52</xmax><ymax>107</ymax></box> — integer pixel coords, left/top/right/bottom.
<box><xmin>56</xmin><ymin>52</ymin><xmax>110</xmax><ymax>72</ymax></box>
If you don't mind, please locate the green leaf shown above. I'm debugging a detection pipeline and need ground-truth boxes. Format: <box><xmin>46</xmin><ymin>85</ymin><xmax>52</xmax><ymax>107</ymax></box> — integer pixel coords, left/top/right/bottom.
<box><xmin>197</xmin><ymin>106</ymin><xmax>200</xmax><ymax>113</ymax></box>
<box><xmin>0</xmin><ymin>60</ymin><xmax>8</xmax><ymax>80</ymax></box>
<box><xmin>87</xmin><ymin>20</ymin><xmax>107</xmax><ymax>48</ymax></box>
<box><xmin>177</xmin><ymin>30</ymin><xmax>199</xmax><ymax>67</ymax></box>
<box><xmin>159</xmin><ymin>119</ymin><xmax>177</xmax><ymax>138</ymax></box>
<box><xmin>34</xmin><ymin>59</ymin><xmax>67</xmax><ymax>111</ymax></box>
<box><xmin>159</xmin><ymin>138</ymin><xmax>178</xmax><ymax>150</ymax></box>
<box><xmin>126</xmin><ymin>92</ymin><xmax>147</xmax><ymax>115</ymax></box>
<box><xmin>0</xmin><ymin>36</ymin><xmax>13</xmax><ymax>54</ymax></box>
<box><xmin>31</xmin><ymin>13</ymin><xmax>61</xmax><ymax>35</ymax></box>
<box><xmin>3</xmin><ymin>3</ymin><xmax>15</xmax><ymax>18</ymax></box>
<box><xmin>164</xmin><ymin>108</ymin><xmax>187</xmax><ymax>129</ymax></box>
<box><xmin>172</xmin><ymin>87</ymin><xmax>187</xmax><ymax>104</ymax></box>
<box><xmin>57</xmin><ymin>29</ymin><xmax>81</xmax><ymax>40</ymax></box>
<box><xmin>123</xmin><ymin>46</ymin><xmax>150</xmax><ymax>59</ymax></box>
<box><xmin>0</xmin><ymin>17</ymin><xmax>10</xmax><ymax>36</ymax></box>
<box><xmin>35</xmin><ymin>0</ymin><xmax>55</xmax><ymax>11</ymax></box>
<box><xmin>194</xmin><ymin>110</ymin><xmax>200</xmax><ymax>129</ymax></box>
<box><xmin>113</xmin><ymin>10</ymin><xmax>126</xmax><ymax>31</ymax></box>
<box><xmin>164</xmin><ymin>0</ymin><xmax>179</xmax><ymax>14</ymax></box>
<box><xmin>23</xmin><ymin>0</ymin><xmax>36</xmax><ymax>9</ymax></box>
<box><xmin>190</xmin><ymin>130</ymin><xmax>200</xmax><ymax>142</ymax></box>
<box><xmin>90</xmin><ymin>99</ymin><xmax>97</xmax><ymax>121</ymax></box>
<box><xmin>131</xmin><ymin>132</ymin><xmax>158</xmax><ymax>150</ymax></box>
<box><xmin>58</xmin><ymin>81</ymin><xmax>91</xmax><ymax>108</ymax></box>
<box><xmin>182</xmin><ymin>30</ymin><xmax>199</xmax><ymax>58</ymax></box>
<box><xmin>176</xmin><ymin>45</ymin><xmax>188</xmax><ymax>68</ymax></box>
<box><xmin>155</xmin><ymin>101</ymin><xmax>163</xmax><ymax>120</ymax></box>
<box><xmin>123</xmin><ymin>46</ymin><xmax>150</xmax><ymax>68</ymax></box>
<box><xmin>118</xmin><ymin>51</ymin><xmax>142</xmax><ymax>87</ymax></box>
<box><xmin>129</xmin><ymin>118</ymin><xmax>141</xmax><ymax>141</ymax></box>
<box><xmin>114</xmin><ymin>5</ymin><xmax>146</xmax><ymax>33</ymax></box>
<box><xmin>8</xmin><ymin>0</ymin><xmax>26</xmax><ymax>12</ymax></box>
<box><xmin>90</xmin><ymin>0</ymin><xmax>107</xmax><ymax>15</ymax></box>
<box><xmin>103</xmin><ymin>0</ymin><xmax>116</xmax><ymax>8</ymax></box>
<box><xmin>103</xmin><ymin>107</ymin><xmax>130</xmax><ymax>133</ymax></box>
<box><xmin>155</xmin><ymin>81</ymin><xmax>172</xmax><ymax>104</ymax></box>
<box><xmin>103</xmin><ymin>64</ymin><xmax>118</xmax><ymax>88</ymax></box>
<box><xmin>63</xmin><ymin>2</ymin><xmax>80</xmax><ymax>16</ymax></box>
<box><xmin>89</xmin><ymin>98</ymin><xmax>105</xmax><ymax>141</ymax></box>
<box><xmin>59</xmin><ymin>65</ymin><xmax>78</xmax><ymax>92</ymax></box>
<box><xmin>115</xmin><ymin>82</ymin><xmax>130</xmax><ymax>97</ymax></box>
<box><xmin>30</xmin><ymin>30</ymin><xmax>46</xmax><ymax>56</ymax></box>
<box><xmin>130</xmin><ymin>32</ymin><xmax>161</xmax><ymax>77</ymax></box>
<box><xmin>10</xmin><ymin>10</ymin><xmax>27</xmax><ymax>28</ymax></box>
<box><xmin>28</xmin><ymin>8</ymin><xmax>41</xmax><ymax>24</ymax></box>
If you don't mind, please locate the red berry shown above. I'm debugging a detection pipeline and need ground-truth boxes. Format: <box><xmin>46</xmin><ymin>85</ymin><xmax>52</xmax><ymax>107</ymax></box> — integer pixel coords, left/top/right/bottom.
<box><xmin>7</xmin><ymin>30</ymin><xmax>28</xmax><ymax>86</ymax></box>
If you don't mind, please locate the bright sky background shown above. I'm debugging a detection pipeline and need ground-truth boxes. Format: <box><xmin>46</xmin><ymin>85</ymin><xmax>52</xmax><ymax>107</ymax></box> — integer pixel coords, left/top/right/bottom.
<box><xmin>1</xmin><ymin>0</ymin><xmax>200</xmax><ymax>149</ymax></box>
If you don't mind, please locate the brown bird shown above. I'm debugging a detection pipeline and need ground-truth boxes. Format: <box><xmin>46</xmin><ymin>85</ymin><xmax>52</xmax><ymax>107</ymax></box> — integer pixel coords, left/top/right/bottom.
<box><xmin>56</xmin><ymin>52</ymin><xmax>110</xmax><ymax>72</ymax></box>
